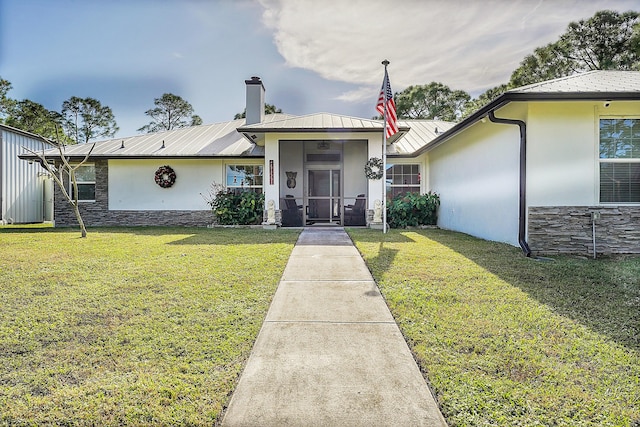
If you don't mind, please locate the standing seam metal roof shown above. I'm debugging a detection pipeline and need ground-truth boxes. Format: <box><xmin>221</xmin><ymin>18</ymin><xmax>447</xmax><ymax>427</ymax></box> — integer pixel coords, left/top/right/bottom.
<box><xmin>23</xmin><ymin>71</ymin><xmax>639</xmax><ymax>161</ymax></box>
<box><xmin>27</xmin><ymin>114</ymin><xmax>294</xmax><ymax>158</ymax></box>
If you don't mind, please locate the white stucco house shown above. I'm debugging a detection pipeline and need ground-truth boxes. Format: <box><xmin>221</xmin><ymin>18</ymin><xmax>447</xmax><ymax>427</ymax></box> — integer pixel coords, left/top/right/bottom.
<box><xmin>20</xmin><ymin>71</ymin><xmax>640</xmax><ymax>256</ymax></box>
<box><xmin>1</xmin><ymin>124</ymin><xmax>54</xmax><ymax>224</ymax></box>
<box><xmin>411</xmin><ymin>71</ymin><xmax>640</xmax><ymax>256</ymax></box>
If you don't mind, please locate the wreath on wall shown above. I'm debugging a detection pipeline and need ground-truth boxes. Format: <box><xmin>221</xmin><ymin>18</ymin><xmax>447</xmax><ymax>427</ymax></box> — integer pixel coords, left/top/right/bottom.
<box><xmin>364</xmin><ymin>157</ymin><xmax>384</xmax><ymax>180</ymax></box>
<box><xmin>154</xmin><ymin>165</ymin><xmax>176</xmax><ymax>188</ymax></box>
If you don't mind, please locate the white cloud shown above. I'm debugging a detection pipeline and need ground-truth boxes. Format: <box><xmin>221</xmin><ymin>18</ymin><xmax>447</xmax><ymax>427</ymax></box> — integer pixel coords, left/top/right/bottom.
<box><xmin>258</xmin><ymin>0</ymin><xmax>639</xmax><ymax>101</ymax></box>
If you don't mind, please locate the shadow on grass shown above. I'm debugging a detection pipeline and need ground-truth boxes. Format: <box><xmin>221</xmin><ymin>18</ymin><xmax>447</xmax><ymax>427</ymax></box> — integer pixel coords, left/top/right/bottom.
<box><xmin>0</xmin><ymin>225</ymin><xmax>302</xmax><ymax>245</ymax></box>
<box><xmin>424</xmin><ymin>229</ymin><xmax>640</xmax><ymax>352</ymax></box>
<box><xmin>345</xmin><ymin>227</ymin><xmax>417</xmax><ymax>243</ymax></box>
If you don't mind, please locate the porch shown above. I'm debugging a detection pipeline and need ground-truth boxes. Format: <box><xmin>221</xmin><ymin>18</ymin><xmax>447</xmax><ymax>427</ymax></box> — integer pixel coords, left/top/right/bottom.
<box><xmin>275</xmin><ymin>139</ymin><xmax>372</xmax><ymax>227</ymax></box>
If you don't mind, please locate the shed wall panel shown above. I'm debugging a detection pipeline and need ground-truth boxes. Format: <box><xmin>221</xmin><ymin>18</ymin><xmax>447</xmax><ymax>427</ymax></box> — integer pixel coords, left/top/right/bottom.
<box><xmin>1</xmin><ymin>129</ymin><xmax>49</xmax><ymax>223</ymax></box>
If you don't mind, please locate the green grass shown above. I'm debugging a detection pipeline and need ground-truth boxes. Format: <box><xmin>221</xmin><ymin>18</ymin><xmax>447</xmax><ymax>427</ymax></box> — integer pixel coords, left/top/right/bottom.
<box><xmin>0</xmin><ymin>227</ymin><xmax>299</xmax><ymax>425</ymax></box>
<box><xmin>349</xmin><ymin>228</ymin><xmax>640</xmax><ymax>427</ymax></box>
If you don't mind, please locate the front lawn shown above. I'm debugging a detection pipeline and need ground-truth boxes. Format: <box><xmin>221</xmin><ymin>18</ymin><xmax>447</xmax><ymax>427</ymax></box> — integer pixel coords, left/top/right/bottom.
<box><xmin>0</xmin><ymin>227</ymin><xmax>299</xmax><ymax>425</ymax></box>
<box><xmin>349</xmin><ymin>228</ymin><xmax>639</xmax><ymax>427</ymax></box>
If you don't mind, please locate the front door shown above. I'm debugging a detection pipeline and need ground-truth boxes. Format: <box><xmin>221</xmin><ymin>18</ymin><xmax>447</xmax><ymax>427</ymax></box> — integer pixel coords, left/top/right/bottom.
<box><xmin>307</xmin><ymin>169</ymin><xmax>341</xmax><ymax>225</ymax></box>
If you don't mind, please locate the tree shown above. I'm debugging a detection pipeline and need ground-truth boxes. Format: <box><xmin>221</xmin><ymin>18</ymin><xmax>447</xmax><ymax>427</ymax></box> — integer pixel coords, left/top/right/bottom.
<box><xmin>509</xmin><ymin>43</ymin><xmax>575</xmax><ymax>87</ymax></box>
<box><xmin>0</xmin><ymin>77</ymin><xmax>14</xmax><ymax>121</ymax></box>
<box><xmin>61</xmin><ymin>97</ymin><xmax>118</xmax><ymax>144</ymax></box>
<box><xmin>138</xmin><ymin>93</ymin><xmax>201</xmax><ymax>133</ymax></box>
<box><xmin>510</xmin><ymin>10</ymin><xmax>640</xmax><ymax>87</ymax></box>
<box><xmin>633</xmin><ymin>21</ymin><xmax>640</xmax><ymax>70</ymax></box>
<box><xmin>234</xmin><ymin>103</ymin><xmax>283</xmax><ymax>120</ymax></box>
<box><xmin>461</xmin><ymin>84</ymin><xmax>509</xmax><ymax>119</ymax></box>
<box><xmin>22</xmin><ymin>128</ymin><xmax>96</xmax><ymax>238</ymax></box>
<box><xmin>5</xmin><ymin>99</ymin><xmax>63</xmax><ymax>140</ymax></box>
<box><xmin>394</xmin><ymin>82</ymin><xmax>470</xmax><ymax>122</ymax></box>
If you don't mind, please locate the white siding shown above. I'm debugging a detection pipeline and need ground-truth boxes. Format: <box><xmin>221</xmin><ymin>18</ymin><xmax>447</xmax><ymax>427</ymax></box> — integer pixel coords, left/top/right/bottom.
<box><xmin>527</xmin><ymin>100</ymin><xmax>640</xmax><ymax>207</ymax></box>
<box><xmin>367</xmin><ymin>135</ymin><xmax>384</xmax><ymax>210</ymax></box>
<box><xmin>343</xmin><ymin>140</ymin><xmax>368</xmax><ymax>200</ymax></box>
<box><xmin>1</xmin><ymin>128</ymin><xmax>50</xmax><ymax>223</ymax></box>
<box><xmin>279</xmin><ymin>140</ymin><xmax>304</xmax><ymax>201</ymax></box>
<box><xmin>108</xmin><ymin>159</ymin><xmax>227</xmax><ymax>210</ymax></box>
<box><xmin>428</xmin><ymin>120</ymin><xmax>520</xmax><ymax>246</ymax></box>
<box><xmin>527</xmin><ymin>102</ymin><xmax>598</xmax><ymax>206</ymax></box>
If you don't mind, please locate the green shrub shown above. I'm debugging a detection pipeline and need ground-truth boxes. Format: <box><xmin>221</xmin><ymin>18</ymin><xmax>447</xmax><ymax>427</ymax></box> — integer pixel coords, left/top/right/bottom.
<box><xmin>209</xmin><ymin>190</ymin><xmax>265</xmax><ymax>225</ymax></box>
<box><xmin>387</xmin><ymin>191</ymin><xmax>440</xmax><ymax>228</ymax></box>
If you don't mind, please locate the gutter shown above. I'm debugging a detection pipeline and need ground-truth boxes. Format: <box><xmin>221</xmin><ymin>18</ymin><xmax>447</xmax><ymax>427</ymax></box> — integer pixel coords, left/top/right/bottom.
<box><xmin>488</xmin><ymin>111</ymin><xmax>532</xmax><ymax>257</ymax></box>
<box><xmin>396</xmin><ymin>89</ymin><xmax>640</xmax><ymax>255</ymax></box>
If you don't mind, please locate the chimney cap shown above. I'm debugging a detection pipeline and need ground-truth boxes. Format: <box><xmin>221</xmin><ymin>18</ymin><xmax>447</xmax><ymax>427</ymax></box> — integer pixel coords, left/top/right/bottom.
<box><xmin>245</xmin><ymin>76</ymin><xmax>263</xmax><ymax>85</ymax></box>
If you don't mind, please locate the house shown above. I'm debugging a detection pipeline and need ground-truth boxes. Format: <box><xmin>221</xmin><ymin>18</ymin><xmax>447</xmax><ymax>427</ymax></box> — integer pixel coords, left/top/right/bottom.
<box><xmin>19</xmin><ymin>76</ymin><xmax>452</xmax><ymax>229</ymax></box>
<box><xmin>1</xmin><ymin>124</ymin><xmax>54</xmax><ymax>224</ymax></box>
<box><xmin>19</xmin><ymin>71</ymin><xmax>640</xmax><ymax>256</ymax></box>
<box><xmin>409</xmin><ymin>70</ymin><xmax>640</xmax><ymax>256</ymax></box>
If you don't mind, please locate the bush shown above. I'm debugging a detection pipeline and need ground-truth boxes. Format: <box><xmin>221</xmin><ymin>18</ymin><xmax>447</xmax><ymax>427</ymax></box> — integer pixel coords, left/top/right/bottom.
<box><xmin>387</xmin><ymin>191</ymin><xmax>440</xmax><ymax>228</ymax></box>
<box><xmin>209</xmin><ymin>190</ymin><xmax>265</xmax><ymax>225</ymax></box>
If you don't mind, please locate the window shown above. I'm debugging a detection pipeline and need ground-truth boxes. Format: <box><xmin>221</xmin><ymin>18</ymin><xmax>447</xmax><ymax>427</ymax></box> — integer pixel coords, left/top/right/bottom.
<box><xmin>226</xmin><ymin>164</ymin><xmax>263</xmax><ymax>193</ymax></box>
<box><xmin>70</xmin><ymin>164</ymin><xmax>96</xmax><ymax>201</ymax></box>
<box><xmin>386</xmin><ymin>164</ymin><xmax>420</xmax><ymax>198</ymax></box>
<box><xmin>599</xmin><ymin>119</ymin><xmax>640</xmax><ymax>203</ymax></box>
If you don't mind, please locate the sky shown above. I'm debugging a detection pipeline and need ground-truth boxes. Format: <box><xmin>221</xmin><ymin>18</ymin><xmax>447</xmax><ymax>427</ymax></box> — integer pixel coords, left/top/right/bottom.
<box><xmin>1</xmin><ymin>0</ymin><xmax>638</xmax><ymax>138</ymax></box>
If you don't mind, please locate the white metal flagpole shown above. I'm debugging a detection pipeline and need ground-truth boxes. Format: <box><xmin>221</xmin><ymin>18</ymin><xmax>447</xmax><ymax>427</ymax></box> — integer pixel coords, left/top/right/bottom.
<box><xmin>382</xmin><ymin>60</ymin><xmax>389</xmax><ymax>234</ymax></box>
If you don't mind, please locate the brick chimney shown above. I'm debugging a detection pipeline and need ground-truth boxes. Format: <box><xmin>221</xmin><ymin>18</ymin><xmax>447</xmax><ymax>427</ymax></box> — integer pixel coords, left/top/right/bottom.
<box><xmin>245</xmin><ymin>76</ymin><xmax>265</xmax><ymax>125</ymax></box>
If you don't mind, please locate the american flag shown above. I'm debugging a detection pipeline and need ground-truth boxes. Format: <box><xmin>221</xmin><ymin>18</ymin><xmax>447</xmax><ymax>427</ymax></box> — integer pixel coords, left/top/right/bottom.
<box><xmin>376</xmin><ymin>68</ymin><xmax>398</xmax><ymax>138</ymax></box>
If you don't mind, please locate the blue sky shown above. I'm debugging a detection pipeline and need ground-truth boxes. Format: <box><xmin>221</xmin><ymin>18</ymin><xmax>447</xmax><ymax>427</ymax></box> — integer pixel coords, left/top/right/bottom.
<box><xmin>1</xmin><ymin>0</ymin><xmax>637</xmax><ymax>138</ymax></box>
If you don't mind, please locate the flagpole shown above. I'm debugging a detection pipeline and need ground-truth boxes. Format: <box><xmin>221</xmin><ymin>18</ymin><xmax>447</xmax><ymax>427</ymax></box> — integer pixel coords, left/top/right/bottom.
<box><xmin>382</xmin><ymin>60</ymin><xmax>389</xmax><ymax>234</ymax></box>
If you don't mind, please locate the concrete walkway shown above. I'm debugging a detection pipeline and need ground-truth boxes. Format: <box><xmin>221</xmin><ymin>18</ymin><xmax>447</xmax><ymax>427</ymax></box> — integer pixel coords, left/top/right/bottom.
<box><xmin>221</xmin><ymin>227</ymin><xmax>447</xmax><ymax>426</ymax></box>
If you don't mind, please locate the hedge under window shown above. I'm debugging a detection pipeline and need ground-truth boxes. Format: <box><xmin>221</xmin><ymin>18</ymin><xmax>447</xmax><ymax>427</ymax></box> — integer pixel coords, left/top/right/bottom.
<box><xmin>599</xmin><ymin>119</ymin><xmax>640</xmax><ymax>203</ymax></box>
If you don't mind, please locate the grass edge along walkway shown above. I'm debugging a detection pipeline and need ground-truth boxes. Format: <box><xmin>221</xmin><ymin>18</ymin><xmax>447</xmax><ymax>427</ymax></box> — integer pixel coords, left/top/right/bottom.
<box><xmin>349</xmin><ymin>228</ymin><xmax>639</xmax><ymax>427</ymax></box>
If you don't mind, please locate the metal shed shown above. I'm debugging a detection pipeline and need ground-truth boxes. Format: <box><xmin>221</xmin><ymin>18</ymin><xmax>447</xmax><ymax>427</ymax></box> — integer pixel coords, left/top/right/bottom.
<box><xmin>0</xmin><ymin>124</ymin><xmax>53</xmax><ymax>223</ymax></box>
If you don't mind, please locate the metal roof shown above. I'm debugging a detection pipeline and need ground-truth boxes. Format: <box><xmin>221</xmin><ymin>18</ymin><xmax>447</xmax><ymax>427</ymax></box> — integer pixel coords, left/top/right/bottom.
<box><xmin>236</xmin><ymin>112</ymin><xmax>411</xmax><ymax>145</ymax></box>
<box><xmin>237</xmin><ymin>112</ymin><xmax>389</xmax><ymax>132</ymax></box>
<box><xmin>389</xmin><ymin>120</ymin><xmax>455</xmax><ymax>155</ymax></box>
<box><xmin>509</xmin><ymin>70</ymin><xmax>640</xmax><ymax>94</ymax></box>
<box><xmin>409</xmin><ymin>71</ymin><xmax>640</xmax><ymax>157</ymax></box>
<box><xmin>1</xmin><ymin>123</ymin><xmax>55</xmax><ymax>144</ymax></box>
<box><xmin>24</xmin><ymin>70</ymin><xmax>638</xmax><ymax>162</ymax></box>
<box><xmin>24</xmin><ymin>114</ymin><xmax>293</xmax><ymax>159</ymax></box>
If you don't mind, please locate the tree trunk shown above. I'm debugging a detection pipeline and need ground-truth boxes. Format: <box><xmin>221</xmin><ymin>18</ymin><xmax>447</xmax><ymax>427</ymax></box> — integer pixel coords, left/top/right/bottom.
<box><xmin>72</xmin><ymin>202</ymin><xmax>88</xmax><ymax>238</ymax></box>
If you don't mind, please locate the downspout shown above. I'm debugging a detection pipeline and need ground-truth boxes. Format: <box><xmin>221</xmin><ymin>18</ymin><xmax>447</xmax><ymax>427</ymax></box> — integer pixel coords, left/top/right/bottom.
<box><xmin>488</xmin><ymin>111</ymin><xmax>532</xmax><ymax>257</ymax></box>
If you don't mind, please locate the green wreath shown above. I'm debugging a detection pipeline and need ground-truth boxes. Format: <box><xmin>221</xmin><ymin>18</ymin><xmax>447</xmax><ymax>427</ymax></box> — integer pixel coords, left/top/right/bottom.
<box><xmin>364</xmin><ymin>157</ymin><xmax>384</xmax><ymax>180</ymax></box>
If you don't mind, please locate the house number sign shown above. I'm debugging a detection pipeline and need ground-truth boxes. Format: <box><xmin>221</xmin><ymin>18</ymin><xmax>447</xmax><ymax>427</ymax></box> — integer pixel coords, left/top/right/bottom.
<box><xmin>269</xmin><ymin>160</ymin><xmax>274</xmax><ymax>185</ymax></box>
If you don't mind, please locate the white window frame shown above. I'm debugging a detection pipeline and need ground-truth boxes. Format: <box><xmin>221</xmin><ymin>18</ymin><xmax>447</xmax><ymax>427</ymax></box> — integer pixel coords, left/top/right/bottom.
<box><xmin>598</xmin><ymin>117</ymin><xmax>640</xmax><ymax>205</ymax></box>
<box><xmin>225</xmin><ymin>163</ymin><xmax>264</xmax><ymax>193</ymax></box>
<box><xmin>69</xmin><ymin>164</ymin><xmax>96</xmax><ymax>202</ymax></box>
<box><xmin>386</xmin><ymin>163</ymin><xmax>421</xmax><ymax>199</ymax></box>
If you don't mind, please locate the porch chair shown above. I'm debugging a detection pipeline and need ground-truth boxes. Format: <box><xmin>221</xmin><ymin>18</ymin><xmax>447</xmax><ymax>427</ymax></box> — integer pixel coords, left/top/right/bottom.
<box><xmin>344</xmin><ymin>194</ymin><xmax>366</xmax><ymax>226</ymax></box>
<box><xmin>281</xmin><ymin>195</ymin><xmax>303</xmax><ymax>227</ymax></box>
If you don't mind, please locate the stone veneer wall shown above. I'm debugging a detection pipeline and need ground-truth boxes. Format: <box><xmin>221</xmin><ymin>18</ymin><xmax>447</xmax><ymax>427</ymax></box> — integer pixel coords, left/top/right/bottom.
<box><xmin>528</xmin><ymin>206</ymin><xmax>640</xmax><ymax>256</ymax></box>
<box><xmin>54</xmin><ymin>160</ymin><xmax>213</xmax><ymax>227</ymax></box>
<box><xmin>262</xmin><ymin>209</ymin><xmax>283</xmax><ymax>226</ymax></box>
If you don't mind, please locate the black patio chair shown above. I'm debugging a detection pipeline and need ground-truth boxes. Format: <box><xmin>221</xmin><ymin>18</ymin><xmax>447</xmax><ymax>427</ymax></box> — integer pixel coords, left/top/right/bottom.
<box><xmin>281</xmin><ymin>195</ymin><xmax>303</xmax><ymax>227</ymax></box>
<box><xmin>344</xmin><ymin>194</ymin><xmax>366</xmax><ymax>226</ymax></box>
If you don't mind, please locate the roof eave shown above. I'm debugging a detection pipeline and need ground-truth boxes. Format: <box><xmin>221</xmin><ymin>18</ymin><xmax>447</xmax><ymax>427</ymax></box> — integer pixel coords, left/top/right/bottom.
<box><xmin>402</xmin><ymin>91</ymin><xmax>640</xmax><ymax>158</ymax></box>
<box><xmin>237</xmin><ymin>126</ymin><xmax>410</xmax><ymax>149</ymax></box>
<box><xmin>18</xmin><ymin>153</ymin><xmax>265</xmax><ymax>161</ymax></box>
<box><xmin>0</xmin><ymin>123</ymin><xmax>57</xmax><ymax>145</ymax></box>
<box><xmin>236</xmin><ymin>126</ymin><xmax>410</xmax><ymax>133</ymax></box>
